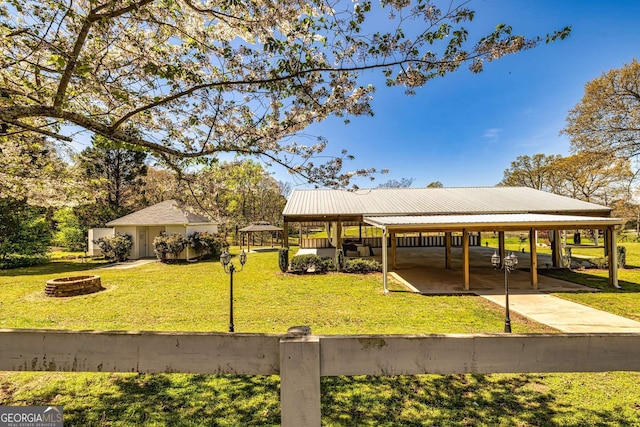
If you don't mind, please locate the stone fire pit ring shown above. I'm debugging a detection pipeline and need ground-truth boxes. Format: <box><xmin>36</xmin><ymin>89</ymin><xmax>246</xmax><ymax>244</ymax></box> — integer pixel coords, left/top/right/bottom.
<box><xmin>45</xmin><ymin>275</ymin><xmax>103</xmax><ymax>297</ymax></box>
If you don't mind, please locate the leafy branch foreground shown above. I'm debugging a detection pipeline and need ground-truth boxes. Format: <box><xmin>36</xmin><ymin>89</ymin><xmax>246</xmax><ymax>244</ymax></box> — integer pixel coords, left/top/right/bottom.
<box><xmin>0</xmin><ymin>250</ymin><xmax>639</xmax><ymax>425</ymax></box>
<box><xmin>1</xmin><ymin>0</ymin><xmax>569</xmax><ymax>186</ymax></box>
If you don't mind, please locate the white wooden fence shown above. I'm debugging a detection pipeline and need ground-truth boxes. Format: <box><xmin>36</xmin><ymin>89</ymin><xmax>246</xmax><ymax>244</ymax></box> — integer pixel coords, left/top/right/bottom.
<box><xmin>300</xmin><ymin>234</ymin><xmax>481</xmax><ymax>249</ymax></box>
<box><xmin>1</xmin><ymin>328</ymin><xmax>639</xmax><ymax>426</ymax></box>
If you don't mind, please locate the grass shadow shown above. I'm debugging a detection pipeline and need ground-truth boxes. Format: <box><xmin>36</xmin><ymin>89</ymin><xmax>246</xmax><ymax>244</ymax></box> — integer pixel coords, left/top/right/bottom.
<box><xmin>321</xmin><ymin>374</ymin><xmax>637</xmax><ymax>426</ymax></box>
<box><xmin>539</xmin><ymin>269</ymin><xmax>640</xmax><ymax>293</ymax></box>
<box><xmin>0</xmin><ymin>260</ymin><xmax>108</xmax><ymax>277</ymax></box>
<box><xmin>1</xmin><ymin>373</ymin><xmax>281</xmax><ymax>426</ymax></box>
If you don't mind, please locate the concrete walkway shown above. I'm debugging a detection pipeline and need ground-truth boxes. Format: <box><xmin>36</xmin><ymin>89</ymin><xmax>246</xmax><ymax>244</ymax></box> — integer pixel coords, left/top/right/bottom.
<box><xmin>478</xmin><ymin>292</ymin><xmax>640</xmax><ymax>333</ymax></box>
<box><xmin>96</xmin><ymin>259</ymin><xmax>157</xmax><ymax>270</ymax></box>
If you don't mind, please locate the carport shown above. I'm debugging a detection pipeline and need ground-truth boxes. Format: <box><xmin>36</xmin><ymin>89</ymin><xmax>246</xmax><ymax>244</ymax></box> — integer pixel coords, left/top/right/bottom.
<box><xmin>282</xmin><ymin>187</ymin><xmax>624</xmax><ymax>292</ymax></box>
<box><xmin>364</xmin><ymin>213</ymin><xmax>624</xmax><ymax>292</ymax></box>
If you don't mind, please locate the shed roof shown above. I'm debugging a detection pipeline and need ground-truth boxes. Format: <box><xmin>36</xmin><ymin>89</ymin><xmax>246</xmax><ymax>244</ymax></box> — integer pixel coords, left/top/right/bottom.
<box><xmin>283</xmin><ymin>187</ymin><xmax>612</xmax><ymax>218</ymax></box>
<box><xmin>239</xmin><ymin>224</ymin><xmax>283</xmax><ymax>232</ymax></box>
<box><xmin>106</xmin><ymin>200</ymin><xmax>213</xmax><ymax>226</ymax></box>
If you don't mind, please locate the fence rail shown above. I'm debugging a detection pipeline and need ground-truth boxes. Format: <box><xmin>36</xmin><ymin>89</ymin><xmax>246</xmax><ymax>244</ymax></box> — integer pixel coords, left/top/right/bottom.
<box><xmin>300</xmin><ymin>234</ymin><xmax>481</xmax><ymax>249</ymax></box>
<box><xmin>1</xmin><ymin>328</ymin><xmax>639</xmax><ymax>427</ymax></box>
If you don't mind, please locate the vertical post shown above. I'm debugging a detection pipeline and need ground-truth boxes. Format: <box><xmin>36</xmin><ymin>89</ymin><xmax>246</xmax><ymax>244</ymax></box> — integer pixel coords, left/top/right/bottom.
<box><xmin>283</xmin><ymin>221</ymin><xmax>289</xmax><ymax>248</ymax></box>
<box><xmin>382</xmin><ymin>228</ymin><xmax>388</xmax><ymax>293</ymax></box>
<box><xmin>336</xmin><ymin>221</ymin><xmax>342</xmax><ymax>251</ymax></box>
<box><xmin>529</xmin><ymin>228</ymin><xmax>538</xmax><ymax>289</ymax></box>
<box><xmin>551</xmin><ymin>230</ymin><xmax>562</xmax><ymax>267</ymax></box>
<box><xmin>391</xmin><ymin>231</ymin><xmax>397</xmax><ymax>270</ymax></box>
<box><xmin>504</xmin><ymin>264</ymin><xmax>512</xmax><ymax>333</ymax></box>
<box><xmin>280</xmin><ymin>327</ymin><xmax>321</xmax><ymax>427</ymax></box>
<box><xmin>228</xmin><ymin>265</ymin><xmax>235</xmax><ymax>333</ymax></box>
<box><xmin>462</xmin><ymin>229</ymin><xmax>470</xmax><ymax>290</ymax></box>
<box><xmin>608</xmin><ymin>227</ymin><xmax>620</xmax><ymax>289</ymax></box>
<box><xmin>445</xmin><ymin>231</ymin><xmax>452</xmax><ymax>269</ymax></box>
<box><xmin>498</xmin><ymin>231</ymin><xmax>505</xmax><ymax>269</ymax></box>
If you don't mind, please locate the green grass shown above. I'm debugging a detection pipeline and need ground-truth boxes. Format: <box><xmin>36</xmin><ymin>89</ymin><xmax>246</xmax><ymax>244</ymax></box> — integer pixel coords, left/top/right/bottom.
<box><xmin>1</xmin><ymin>247</ymin><xmax>639</xmax><ymax>426</ymax></box>
<box><xmin>0</xmin><ymin>248</ymin><xmax>550</xmax><ymax>334</ymax></box>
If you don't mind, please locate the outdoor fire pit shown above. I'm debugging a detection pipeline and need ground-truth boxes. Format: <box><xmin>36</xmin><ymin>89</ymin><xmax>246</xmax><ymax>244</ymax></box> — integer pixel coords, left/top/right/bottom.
<box><xmin>45</xmin><ymin>275</ymin><xmax>103</xmax><ymax>297</ymax></box>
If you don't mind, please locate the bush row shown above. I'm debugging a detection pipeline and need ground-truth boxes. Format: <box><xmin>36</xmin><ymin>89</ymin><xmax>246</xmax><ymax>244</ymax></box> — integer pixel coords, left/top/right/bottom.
<box><xmin>154</xmin><ymin>231</ymin><xmax>228</xmax><ymax>263</ymax></box>
<box><xmin>287</xmin><ymin>253</ymin><xmax>381</xmax><ymax>274</ymax></box>
<box><xmin>0</xmin><ymin>254</ymin><xmax>49</xmax><ymax>269</ymax></box>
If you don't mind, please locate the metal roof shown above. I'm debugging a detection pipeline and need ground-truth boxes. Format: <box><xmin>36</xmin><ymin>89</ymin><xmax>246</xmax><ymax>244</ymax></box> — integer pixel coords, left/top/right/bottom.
<box><xmin>283</xmin><ymin>187</ymin><xmax>612</xmax><ymax>218</ymax></box>
<box><xmin>239</xmin><ymin>224</ymin><xmax>283</xmax><ymax>232</ymax></box>
<box><xmin>363</xmin><ymin>213</ymin><xmax>623</xmax><ymax>231</ymax></box>
<box><xmin>106</xmin><ymin>200</ymin><xmax>214</xmax><ymax>226</ymax></box>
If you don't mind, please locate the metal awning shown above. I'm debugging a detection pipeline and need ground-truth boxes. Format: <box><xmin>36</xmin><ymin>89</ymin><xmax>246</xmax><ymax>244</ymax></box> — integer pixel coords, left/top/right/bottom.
<box><xmin>362</xmin><ymin>213</ymin><xmax>623</xmax><ymax>293</ymax></box>
<box><xmin>363</xmin><ymin>213</ymin><xmax>624</xmax><ymax>232</ymax></box>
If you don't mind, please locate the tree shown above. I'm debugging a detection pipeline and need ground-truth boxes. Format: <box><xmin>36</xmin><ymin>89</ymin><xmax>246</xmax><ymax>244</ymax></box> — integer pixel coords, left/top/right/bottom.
<box><xmin>75</xmin><ymin>136</ymin><xmax>148</xmax><ymax>227</ymax></box>
<box><xmin>0</xmin><ymin>1</ymin><xmax>569</xmax><ymax>187</ymax></box>
<box><xmin>378</xmin><ymin>178</ymin><xmax>415</xmax><ymax>188</ymax></box>
<box><xmin>189</xmin><ymin>160</ymin><xmax>287</xmax><ymax>228</ymax></box>
<box><xmin>563</xmin><ymin>59</ymin><xmax>640</xmax><ymax>159</ymax></box>
<box><xmin>0</xmin><ymin>198</ymin><xmax>51</xmax><ymax>268</ymax></box>
<box><xmin>551</xmin><ymin>151</ymin><xmax>633</xmax><ymax>206</ymax></box>
<box><xmin>0</xmin><ymin>128</ymin><xmax>83</xmax><ymax>206</ymax></box>
<box><xmin>500</xmin><ymin>151</ymin><xmax>633</xmax><ymax>208</ymax></box>
<box><xmin>499</xmin><ymin>153</ymin><xmax>562</xmax><ymax>191</ymax></box>
<box><xmin>53</xmin><ymin>207</ymin><xmax>86</xmax><ymax>252</ymax></box>
<box><xmin>427</xmin><ymin>181</ymin><xmax>444</xmax><ymax>188</ymax></box>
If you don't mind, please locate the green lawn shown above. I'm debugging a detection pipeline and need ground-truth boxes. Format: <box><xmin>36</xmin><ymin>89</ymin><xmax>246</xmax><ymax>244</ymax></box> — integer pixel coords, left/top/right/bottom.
<box><xmin>1</xmin><ymin>248</ymin><xmax>639</xmax><ymax>426</ymax></box>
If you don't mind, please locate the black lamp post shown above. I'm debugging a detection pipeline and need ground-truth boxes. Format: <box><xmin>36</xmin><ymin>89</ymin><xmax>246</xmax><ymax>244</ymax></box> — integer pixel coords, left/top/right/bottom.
<box><xmin>491</xmin><ymin>251</ymin><xmax>518</xmax><ymax>333</ymax></box>
<box><xmin>220</xmin><ymin>249</ymin><xmax>247</xmax><ymax>333</ymax></box>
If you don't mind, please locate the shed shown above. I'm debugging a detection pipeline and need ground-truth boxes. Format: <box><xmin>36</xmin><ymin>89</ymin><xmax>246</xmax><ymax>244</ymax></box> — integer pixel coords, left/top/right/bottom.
<box><xmin>97</xmin><ymin>200</ymin><xmax>218</xmax><ymax>259</ymax></box>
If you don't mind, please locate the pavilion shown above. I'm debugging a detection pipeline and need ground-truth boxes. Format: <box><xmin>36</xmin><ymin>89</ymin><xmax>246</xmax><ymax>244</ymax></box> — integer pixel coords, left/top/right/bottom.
<box><xmin>282</xmin><ymin>187</ymin><xmax>624</xmax><ymax>290</ymax></box>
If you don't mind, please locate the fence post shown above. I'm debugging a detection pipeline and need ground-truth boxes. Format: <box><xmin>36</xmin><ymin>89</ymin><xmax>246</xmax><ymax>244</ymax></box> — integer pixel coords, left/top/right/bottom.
<box><xmin>280</xmin><ymin>326</ymin><xmax>321</xmax><ymax>427</ymax></box>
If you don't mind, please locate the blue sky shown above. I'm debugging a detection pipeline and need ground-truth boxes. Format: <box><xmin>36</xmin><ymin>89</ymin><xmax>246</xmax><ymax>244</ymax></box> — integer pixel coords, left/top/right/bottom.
<box><xmin>279</xmin><ymin>0</ymin><xmax>640</xmax><ymax>189</ymax></box>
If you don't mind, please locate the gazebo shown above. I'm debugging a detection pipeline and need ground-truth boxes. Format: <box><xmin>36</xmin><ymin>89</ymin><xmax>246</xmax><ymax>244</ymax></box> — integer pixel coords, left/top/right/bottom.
<box><xmin>282</xmin><ymin>187</ymin><xmax>624</xmax><ymax>290</ymax></box>
<box><xmin>239</xmin><ymin>223</ymin><xmax>284</xmax><ymax>251</ymax></box>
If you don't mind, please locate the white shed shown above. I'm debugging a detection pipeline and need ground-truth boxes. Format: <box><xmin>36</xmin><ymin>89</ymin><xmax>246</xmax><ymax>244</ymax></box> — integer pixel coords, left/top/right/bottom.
<box><xmin>100</xmin><ymin>200</ymin><xmax>218</xmax><ymax>259</ymax></box>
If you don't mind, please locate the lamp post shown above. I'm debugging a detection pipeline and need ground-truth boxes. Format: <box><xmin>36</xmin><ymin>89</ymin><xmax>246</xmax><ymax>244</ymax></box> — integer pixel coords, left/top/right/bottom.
<box><xmin>491</xmin><ymin>251</ymin><xmax>518</xmax><ymax>333</ymax></box>
<box><xmin>220</xmin><ymin>249</ymin><xmax>247</xmax><ymax>333</ymax></box>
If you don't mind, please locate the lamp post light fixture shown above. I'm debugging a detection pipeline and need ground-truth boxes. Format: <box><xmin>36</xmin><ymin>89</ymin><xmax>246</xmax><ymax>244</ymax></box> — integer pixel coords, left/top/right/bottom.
<box><xmin>220</xmin><ymin>249</ymin><xmax>247</xmax><ymax>333</ymax></box>
<box><xmin>491</xmin><ymin>251</ymin><xmax>518</xmax><ymax>333</ymax></box>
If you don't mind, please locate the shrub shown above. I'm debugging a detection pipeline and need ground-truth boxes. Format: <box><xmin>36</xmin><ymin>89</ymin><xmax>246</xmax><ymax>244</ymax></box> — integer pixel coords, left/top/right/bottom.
<box><xmin>188</xmin><ymin>231</ymin><xmax>228</xmax><ymax>260</ymax></box>
<box><xmin>53</xmin><ymin>207</ymin><xmax>86</xmax><ymax>252</ymax></box>
<box><xmin>289</xmin><ymin>254</ymin><xmax>324</xmax><ymax>273</ymax></box>
<box><xmin>278</xmin><ymin>248</ymin><xmax>289</xmax><ymax>273</ymax></box>
<box><xmin>0</xmin><ymin>254</ymin><xmax>49</xmax><ymax>269</ymax></box>
<box><xmin>95</xmin><ymin>233</ymin><xmax>132</xmax><ymax>262</ymax></box>
<box><xmin>320</xmin><ymin>256</ymin><xmax>336</xmax><ymax>272</ymax></box>
<box><xmin>154</xmin><ymin>233</ymin><xmax>189</xmax><ymax>262</ymax></box>
<box><xmin>343</xmin><ymin>258</ymin><xmax>382</xmax><ymax>274</ymax></box>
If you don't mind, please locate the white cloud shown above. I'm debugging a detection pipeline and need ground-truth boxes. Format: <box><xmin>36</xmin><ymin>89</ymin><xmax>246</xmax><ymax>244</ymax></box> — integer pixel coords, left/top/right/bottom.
<box><xmin>482</xmin><ymin>128</ymin><xmax>501</xmax><ymax>140</ymax></box>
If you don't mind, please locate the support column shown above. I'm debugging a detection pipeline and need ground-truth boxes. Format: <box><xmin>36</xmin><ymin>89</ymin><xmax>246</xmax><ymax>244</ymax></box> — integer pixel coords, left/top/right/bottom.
<box><xmin>299</xmin><ymin>223</ymin><xmax>303</xmax><ymax>248</ymax></box>
<box><xmin>607</xmin><ymin>227</ymin><xmax>620</xmax><ymax>289</ymax></box>
<box><xmin>283</xmin><ymin>221</ymin><xmax>289</xmax><ymax>248</ymax></box>
<box><xmin>445</xmin><ymin>231</ymin><xmax>452</xmax><ymax>269</ymax></box>
<box><xmin>336</xmin><ymin>221</ymin><xmax>342</xmax><ymax>251</ymax></box>
<box><xmin>391</xmin><ymin>231</ymin><xmax>397</xmax><ymax>270</ymax></box>
<box><xmin>498</xmin><ymin>231</ymin><xmax>506</xmax><ymax>269</ymax></box>
<box><xmin>280</xmin><ymin>329</ymin><xmax>321</xmax><ymax>427</ymax></box>
<box><xmin>462</xmin><ymin>229</ymin><xmax>470</xmax><ymax>290</ymax></box>
<box><xmin>529</xmin><ymin>228</ymin><xmax>538</xmax><ymax>289</ymax></box>
<box><xmin>382</xmin><ymin>229</ymin><xmax>389</xmax><ymax>293</ymax></box>
<box><xmin>551</xmin><ymin>230</ymin><xmax>562</xmax><ymax>267</ymax></box>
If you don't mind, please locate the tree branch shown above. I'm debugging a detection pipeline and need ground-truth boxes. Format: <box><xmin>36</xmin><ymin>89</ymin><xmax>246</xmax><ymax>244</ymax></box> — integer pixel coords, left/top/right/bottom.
<box><xmin>0</xmin><ymin>118</ymin><xmax>72</xmax><ymax>141</ymax></box>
